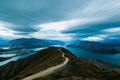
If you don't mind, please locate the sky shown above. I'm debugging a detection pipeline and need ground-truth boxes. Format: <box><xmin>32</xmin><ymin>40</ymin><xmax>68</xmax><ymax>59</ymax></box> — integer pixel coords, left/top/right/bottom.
<box><xmin>0</xmin><ymin>0</ymin><xmax>120</xmax><ymax>41</ymax></box>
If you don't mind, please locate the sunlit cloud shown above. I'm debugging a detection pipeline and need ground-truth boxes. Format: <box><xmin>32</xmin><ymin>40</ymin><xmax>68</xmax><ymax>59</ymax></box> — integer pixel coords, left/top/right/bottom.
<box><xmin>0</xmin><ymin>21</ymin><xmax>26</xmax><ymax>39</ymax></box>
<box><xmin>33</xmin><ymin>18</ymin><xmax>102</xmax><ymax>40</ymax></box>
<box><xmin>81</xmin><ymin>36</ymin><xmax>104</xmax><ymax>41</ymax></box>
<box><xmin>81</xmin><ymin>37</ymin><xmax>103</xmax><ymax>41</ymax></box>
<box><xmin>102</xmin><ymin>27</ymin><xmax>120</xmax><ymax>33</ymax></box>
<box><xmin>37</xmin><ymin>18</ymin><xmax>99</xmax><ymax>32</ymax></box>
<box><xmin>29</xmin><ymin>31</ymin><xmax>73</xmax><ymax>41</ymax></box>
<box><xmin>0</xmin><ymin>22</ymin><xmax>15</xmax><ymax>38</ymax></box>
<box><xmin>81</xmin><ymin>34</ymin><xmax>108</xmax><ymax>41</ymax></box>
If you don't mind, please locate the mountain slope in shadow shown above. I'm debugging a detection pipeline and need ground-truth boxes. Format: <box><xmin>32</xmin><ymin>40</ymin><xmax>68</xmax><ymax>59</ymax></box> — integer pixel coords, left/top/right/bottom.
<box><xmin>67</xmin><ymin>41</ymin><xmax>119</xmax><ymax>54</ymax></box>
<box><xmin>1</xmin><ymin>38</ymin><xmax>64</xmax><ymax>48</ymax></box>
<box><xmin>0</xmin><ymin>47</ymin><xmax>120</xmax><ymax>80</ymax></box>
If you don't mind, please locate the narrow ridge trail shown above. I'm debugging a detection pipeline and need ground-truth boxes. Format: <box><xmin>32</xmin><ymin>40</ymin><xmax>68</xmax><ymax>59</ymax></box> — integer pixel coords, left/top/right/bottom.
<box><xmin>22</xmin><ymin>48</ymin><xmax>69</xmax><ymax>80</ymax></box>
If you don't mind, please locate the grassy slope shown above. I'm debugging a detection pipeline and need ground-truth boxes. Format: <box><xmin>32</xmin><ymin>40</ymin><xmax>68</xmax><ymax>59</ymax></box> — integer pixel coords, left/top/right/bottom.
<box><xmin>35</xmin><ymin>48</ymin><xmax>120</xmax><ymax>80</ymax></box>
<box><xmin>0</xmin><ymin>47</ymin><xmax>65</xmax><ymax>80</ymax></box>
<box><xmin>0</xmin><ymin>47</ymin><xmax>119</xmax><ymax>80</ymax></box>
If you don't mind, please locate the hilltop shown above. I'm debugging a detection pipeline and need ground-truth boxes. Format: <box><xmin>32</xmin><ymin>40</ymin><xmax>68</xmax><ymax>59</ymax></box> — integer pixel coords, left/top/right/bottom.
<box><xmin>0</xmin><ymin>47</ymin><xmax>119</xmax><ymax>80</ymax></box>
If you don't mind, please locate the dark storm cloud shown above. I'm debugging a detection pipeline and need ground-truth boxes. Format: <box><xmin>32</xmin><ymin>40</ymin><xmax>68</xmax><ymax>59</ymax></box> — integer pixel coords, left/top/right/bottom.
<box><xmin>63</xmin><ymin>21</ymin><xmax>120</xmax><ymax>34</ymax></box>
<box><xmin>6</xmin><ymin>26</ymin><xmax>39</xmax><ymax>33</ymax></box>
<box><xmin>13</xmin><ymin>32</ymin><xmax>30</xmax><ymax>35</ymax></box>
<box><xmin>0</xmin><ymin>0</ymin><xmax>88</xmax><ymax>24</ymax></box>
<box><xmin>62</xmin><ymin>20</ymin><xmax>120</xmax><ymax>41</ymax></box>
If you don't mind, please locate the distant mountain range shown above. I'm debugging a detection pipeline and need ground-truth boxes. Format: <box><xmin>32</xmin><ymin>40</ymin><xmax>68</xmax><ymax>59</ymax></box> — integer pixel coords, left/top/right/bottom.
<box><xmin>101</xmin><ymin>38</ymin><xmax>120</xmax><ymax>47</ymax></box>
<box><xmin>0</xmin><ymin>39</ymin><xmax>8</xmax><ymax>44</ymax></box>
<box><xmin>115</xmin><ymin>46</ymin><xmax>120</xmax><ymax>52</ymax></box>
<box><xmin>1</xmin><ymin>38</ymin><xmax>65</xmax><ymax>49</ymax></box>
<box><xmin>68</xmin><ymin>39</ymin><xmax>120</xmax><ymax>47</ymax></box>
<box><xmin>0</xmin><ymin>47</ymin><xmax>120</xmax><ymax>80</ymax></box>
<box><xmin>67</xmin><ymin>41</ymin><xmax>119</xmax><ymax>54</ymax></box>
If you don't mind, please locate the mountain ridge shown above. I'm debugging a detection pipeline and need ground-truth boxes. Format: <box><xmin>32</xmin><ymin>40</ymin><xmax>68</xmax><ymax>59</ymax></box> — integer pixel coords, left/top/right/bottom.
<box><xmin>23</xmin><ymin>48</ymin><xmax>69</xmax><ymax>80</ymax></box>
<box><xmin>1</xmin><ymin>38</ymin><xmax>65</xmax><ymax>49</ymax></box>
<box><xmin>67</xmin><ymin>41</ymin><xmax>119</xmax><ymax>54</ymax></box>
<box><xmin>0</xmin><ymin>47</ymin><xmax>119</xmax><ymax>80</ymax></box>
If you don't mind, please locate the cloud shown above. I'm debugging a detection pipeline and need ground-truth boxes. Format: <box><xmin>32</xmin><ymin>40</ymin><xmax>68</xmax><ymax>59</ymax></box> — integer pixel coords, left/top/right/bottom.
<box><xmin>102</xmin><ymin>27</ymin><xmax>120</xmax><ymax>33</ymax></box>
<box><xmin>0</xmin><ymin>0</ymin><xmax>120</xmax><ymax>41</ymax></box>
<box><xmin>81</xmin><ymin>34</ymin><xmax>108</xmax><ymax>41</ymax></box>
<box><xmin>61</xmin><ymin>0</ymin><xmax>120</xmax><ymax>41</ymax></box>
<box><xmin>81</xmin><ymin>26</ymin><xmax>120</xmax><ymax>41</ymax></box>
<box><xmin>0</xmin><ymin>26</ymin><xmax>16</xmax><ymax>39</ymax></box>
<box><xmin>68</xmin><ymin>0</ymin><xmax>120</xmax><ymax>19</ymax></box>
<box><xmin>38</xmin><ymin>18</ymin><xmax>100</xmax><ymax>31</ymax></box>
<box><xmin>81</xmin><ymin>37</ymin><xmax>104</xmax><ymax>41</ymax></box>
<box><xmin>10</xmin><ymin>26</ymin><xmax>39</xmax><ymax>33</ymax></box>
<box><xmin>0</xmin><ymin>21</ymin><xmax>16</xmax><ymax>38</ymax></box>
<box><xmin>38</xmin><ymin>20</ymin><xmax>76</xmax><ymax>31</ymax></box>
<box><xmin>31</xmin><ymin>18</ymin><xmax>102</xmax><ymax>40</ymax></box>
<box><xmin>0</xmin><ymin>21</ymin><xmax>34</xmax><ymax>39</ymax></box>
<box><xmin>29</xmin><ymin>31</ymin><xmax>73</xmax><ymax>41</ymax></box>
<box><xmin>0</xmin><ymin>21</ymin><xmax>39</xmax><ymax>37</ymax></box>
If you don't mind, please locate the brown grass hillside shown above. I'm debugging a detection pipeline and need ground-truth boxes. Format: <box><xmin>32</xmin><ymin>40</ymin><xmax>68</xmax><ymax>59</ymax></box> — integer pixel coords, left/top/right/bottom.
<box><xmin>0</xmin><ymin>47</ymin><xmax>119</xmax><ymax>80</ymax></box>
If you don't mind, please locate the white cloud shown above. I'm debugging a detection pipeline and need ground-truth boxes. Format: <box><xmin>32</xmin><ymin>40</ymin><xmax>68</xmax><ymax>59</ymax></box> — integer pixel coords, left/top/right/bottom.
<box><xmin>0</xmin><ymin>21</ymin><xmax>23</xmax><ymax>39</ymax></box>
<box><xmin>102</xmin><ymin>27</ymin><xmax>120</xmax><ymax>33</ymax></box>
<box><xmin>82</xmin><ymin>27</ymin><xmax>120</xmax><ymax>42</ymax></box>
<box><xmin>0</xmin><ymin>17</ymin><xmax>104</xmax><ymax>40</ymax></box>
<box><xmin>38</xmin><ymin>19</ymin><xmax>80</xmax><ymax>32</ymax></box>
<box><xmin>69</xmin><ymin>0</ymin><xmax>120</xmax><ymax>20</ymax></box>
<box><xmin>37</xmin><ymin>18</ymin><xmax>102</xmax><ymax>32</ymax></box>
<box><xmin>81</xmin><ymin>36</ymin><xmax>104</xmax><ymax>41</ymax></box>
<box><xmin>0</xmin><ymin>21</ymin><xmax>13</xmax><ymax>27</ymax></box>
<box><xmin>29</xmin><ymin>31</ymin><xmax>73</xmax><ymax>41</ymax></box>
<box><xmin>81</xmin><ymin>34</ymin><xmax>108</xmax><ymax>41</ymax></box>
<box><xmin>0</xmin><ymin>22</ymin><xmax>14</xmax><ymax>38</ymax></box>
<box><xmin>31</xmin><ymin>18</ymin><xmax>102</xmax><ymax>40</ymax></box>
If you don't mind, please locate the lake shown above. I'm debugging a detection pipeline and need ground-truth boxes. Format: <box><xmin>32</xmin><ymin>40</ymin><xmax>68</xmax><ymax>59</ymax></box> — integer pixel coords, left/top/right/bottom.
<box><xmin>0</xmin><ymin>48</ymin><xmax>44</xmax><ymax>66</ymax></box>
<box><xmin>0</xmin><ymin>47</ymin><xmax>120</xmax><ymax>67</ymax></box>
<box><xmin>65</xmin><ymin>47</ymin><xmax>120</xmax><ymax>66</ymax></box>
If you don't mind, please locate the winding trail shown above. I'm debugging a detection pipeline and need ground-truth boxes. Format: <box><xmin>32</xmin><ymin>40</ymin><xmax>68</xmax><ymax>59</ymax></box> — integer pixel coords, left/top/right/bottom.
<box><xmin>22</xmin><ymin>48</ymin><xmax>69</xmax><ymax>80</ymax></box>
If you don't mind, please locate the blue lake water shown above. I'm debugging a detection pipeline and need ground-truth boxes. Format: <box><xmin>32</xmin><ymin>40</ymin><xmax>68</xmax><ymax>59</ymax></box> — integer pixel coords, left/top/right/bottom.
<box><xmin>0</xmin><ymin>52</ymin><xmax>35</xmax><ymax>66</ymax></box>
<box><xmin>0</xmin><ymin>47</ymin><xmax>120</xmax><ymax>67</ymax></box>
<box><xmin>0</xmin><ymin>48</ymin><xmax>44</xmax><ymax>66</ymax></box>
<box><xmin>0</xmin><ymin>54</ymin><xmax>16</xmax><ymax>58</ymax></box>
<box><xmin>65</xmin><ymin>47</ymin><xmax>120</xmax><ymax>66</ymax></box>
